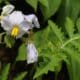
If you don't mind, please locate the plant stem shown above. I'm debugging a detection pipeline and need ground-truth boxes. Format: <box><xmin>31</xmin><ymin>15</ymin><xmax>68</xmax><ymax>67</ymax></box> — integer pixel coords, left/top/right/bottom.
<box><xmin>61</xmin><ymin>35</ymin><xmax>80</xmax><ymax>48</ymax></box>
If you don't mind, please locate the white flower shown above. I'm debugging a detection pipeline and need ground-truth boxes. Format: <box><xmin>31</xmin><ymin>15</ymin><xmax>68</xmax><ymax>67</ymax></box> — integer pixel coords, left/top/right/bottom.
<box><xmin>27</xmin><ymin>43</ymin><xmax>38</xmax><ymax>64</ymax></box>
<box><xmin>24</xmin><ymin>14</ymin><xmax>40</xmax><ymax>28</ymax></box>
<box><xmin>0</xmin><ymin>11</ymin><xmax>40</xmax><ymax>38</ymax></box>
<box><xmin>1</xmin><ymin>4</ymin><xmax>15</xmax><ymax>15</ymax></box>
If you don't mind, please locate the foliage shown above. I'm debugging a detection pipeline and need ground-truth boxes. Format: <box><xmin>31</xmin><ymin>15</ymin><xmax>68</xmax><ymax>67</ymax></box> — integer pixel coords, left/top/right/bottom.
<box><xmin>16</xmin><ymin>44</ymin><xmax>26</xmax><ymax>61</ymax></box>
<box><xmin>4</xmin><ymin>35</ymin><xmax>15</xmax><ymax>48</ymax></box>
<box><xmin>13</xmin><ymin>72</ymin><xmax>27</xmax><ymax>80</ymax></box>
<box><xmin>0</xmin><ymin>63</ymin><xmax>27</xmax><ymax>80</ymax></box>
<box><xmin>0</xmin><ymin>0</ymin><xmax>80</xmax><ymax>80</ymax></box>
<box><xmin>33</xmin><ymin>18</ymin><xmax>80</xmax><ymax>79</ymax></box>
<box><xmin>26</xmin><ymin>0</ymin><xmax>62</xmax><ymax>19</ymax></box>
<box><xmin>1</xmin><ymin>64</ymin><xmax>10</xmax><ymax>80</ymax></box>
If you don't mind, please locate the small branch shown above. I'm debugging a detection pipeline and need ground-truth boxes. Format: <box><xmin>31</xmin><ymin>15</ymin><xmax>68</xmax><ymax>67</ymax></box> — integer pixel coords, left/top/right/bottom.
<box><xmin>61</xmin><ymin>36</ymin><xmax>80</xmax><ymax>48</ymax></box>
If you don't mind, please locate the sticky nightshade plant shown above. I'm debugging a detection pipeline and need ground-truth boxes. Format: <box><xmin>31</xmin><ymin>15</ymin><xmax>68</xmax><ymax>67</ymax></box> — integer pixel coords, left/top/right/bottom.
<box><xmin>0</xmin><ymin>4</ymin><xmax>40</xmax><ymax>38</ymax></box>
<box><xmin>0</xmin><ymin>4</ymin><xmax>40</xmax><ymax>64</ymax></box>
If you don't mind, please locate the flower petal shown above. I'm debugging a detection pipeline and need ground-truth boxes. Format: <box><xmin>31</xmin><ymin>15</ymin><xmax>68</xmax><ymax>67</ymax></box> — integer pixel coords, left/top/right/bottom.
<box><xmin>27</xmin><ymin>43</ymin><xmax>38</xmax><ymax>64</ymax></box>
<box><xmin>9</xmin><ymin>11</ymin><xmax>24</xmax><ymax>24</ymax></box>
<box><xmin>1</xmin><ymin>16</ymin><xmax>12</xmax><ymax>31</ymax></box>
<box><xmin>2</xmin><ymin>4</ymin><xmax>15</xmax><ymax>15</ymax></box>
<box><xmin>24</xmin><ymin>14</ymin><xmax>40</xmax><ymax>28</ymax></box>
<box><xmin>19</xmin><ymin>21</ymin><xmax>33</xmax><ymax>32</ymax></box>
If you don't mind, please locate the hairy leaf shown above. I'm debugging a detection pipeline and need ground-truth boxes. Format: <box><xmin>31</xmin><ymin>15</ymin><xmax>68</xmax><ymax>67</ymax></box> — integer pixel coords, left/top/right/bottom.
<box><xmin>48</xmin><ymin>20</ymin><xmax>64</xmax><ymax>43</ymax></box>
<box><xmin>34</xmin><ymin>55</ymin><xmax>62</xmax><ymax>79</ymax></box>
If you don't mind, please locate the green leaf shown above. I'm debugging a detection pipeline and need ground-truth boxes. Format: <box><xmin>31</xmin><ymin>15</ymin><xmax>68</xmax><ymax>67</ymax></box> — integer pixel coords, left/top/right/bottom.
<box><xmin>16</xmin><ymin>44</ymin><xmax>26</xmax><ymax>61</ymax></box>
<box><xmin>65</xmin><ymin>17</ymin><xmax>74</xmax><ymax>38</ymax></box>
<box><xmin>70</xmin><ymin>40</ymin><xmax>80</xmax><ymax>52</ymax></box>
<box><xmin>70</xmin><ymin>0</ymin><xmax>80</xmax><ymax>20</ymax></box>
<box><xmin>39</xmin><ymin>0</ymin><xmax>49</xmax><ymax>8</ymax></box>
<box><xmin>0</xmin><ymin>32</ymin><xmax>5</xmax><ymax>44</ymax></box>
<box><xmin>25</xmin><ymin>0</ymin><xmax>38</xmax><ymax>11</ymax></box>
<box><xmin>4</xmin><ymin>35</ymin><xmax>15</xmax><ymax>48</ymax></box>
<box><xmin>63</xmin><ymin>47</ymin><xmax>80</xmax><ymax>80</ymax></box>
<box><xmin>33</xmin><ymin>25</ymin><xmax>50</xmax><ymax>49</ymax></box>
<box><xmin>48</xmin><ymin>20</ymin><xmax>64</xmax><ymax>43</ymax></box>
<box><xmin>76</xmin><ymin>17</ymin><xmax>80</xmax><ymax>33</ymax></box>
<box><xmin>63</xmin><ymin>47</ymin><xmax>80</xmax><ymax>65</ymax></box>
<box><xmin>34</xmin><ymin>55</ymin><xmax>62</xmax><ymax>79</ymax></box>
<box><xmin>1</xmin><ymin>64</ymin><xmax>10</xmax><ymax>80</ymax></box>
<box><xmin>40</xmin><ymin>0</ymin><xmax>61</xmax><ymax>19</ymax></box>
<box><xmin>14</xmin><ymin>72</ymin><xmax>27</xmax><ymax>80</ymax></box>
<box><xmin>0</xmin><ymin>0</ymin><xmax>3</xmax><ymax>4</ymax></box>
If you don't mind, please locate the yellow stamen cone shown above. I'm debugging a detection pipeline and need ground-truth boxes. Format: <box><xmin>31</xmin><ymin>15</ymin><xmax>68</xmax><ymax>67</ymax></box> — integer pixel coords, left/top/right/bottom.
<box><xmin>0</xmin><ymin>16</ymin><xmax>3</xmax><ymax>21</ymax></box>
<box><xmin>11</xmin><ymin>25</ymin><xmax>19</xmax><ymax>37</ymax></box>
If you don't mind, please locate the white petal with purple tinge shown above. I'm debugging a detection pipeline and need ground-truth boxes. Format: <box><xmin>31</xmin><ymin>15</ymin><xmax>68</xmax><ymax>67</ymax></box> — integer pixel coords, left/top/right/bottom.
<box><xmin>9</xmin><ymin>11</ymin><xmax>24</xmax><ymax>25</ymax></box>
<box><xmin>24</xmin><ymin>14</ymin><xmax>40</xmax><ymax>28</ymax></box>
<box><xmin>27</xmin><ymin>43</ymin><xmax>38</xmax><ymax>64</ymax></box>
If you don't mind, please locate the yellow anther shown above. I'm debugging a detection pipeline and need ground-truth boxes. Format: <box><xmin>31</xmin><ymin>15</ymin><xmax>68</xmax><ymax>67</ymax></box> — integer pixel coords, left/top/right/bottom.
<box><xmin>11</xmin><ymin>25</ymin><xmax>20</xmax><ymax>37</ymax></box>
<box><xmin>0</xmin><ymin>16</ymin><xmax>3</xmax><ymax>21</ymax></box>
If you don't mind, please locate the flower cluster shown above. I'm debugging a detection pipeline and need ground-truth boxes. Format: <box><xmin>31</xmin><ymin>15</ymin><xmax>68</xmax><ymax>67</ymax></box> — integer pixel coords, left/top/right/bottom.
<box><xmin>0</xmin><ymin>4</ymin><xmax>40</xmax><ymax>38</ymax></box>
<box><xmin>0</xmin><ymin>4</ymin><xmax>40</xmax><ymax>64</ymax></box>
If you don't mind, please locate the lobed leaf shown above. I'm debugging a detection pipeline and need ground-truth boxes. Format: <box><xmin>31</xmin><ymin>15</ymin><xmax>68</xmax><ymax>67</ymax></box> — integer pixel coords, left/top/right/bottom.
<box><xmin>34</xmin><ymin>55</ymin><xmax>62</xmax><ymax>79</ymax></box>
<box><xmin>65</xmin><ymin>17</ymin><xmax>74</xmax><ymax>38</ymax></box>
<box><xmin>48</xmin><ymin>20</ymin><xmax>64</xmax><ymax>43</ymax></box>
